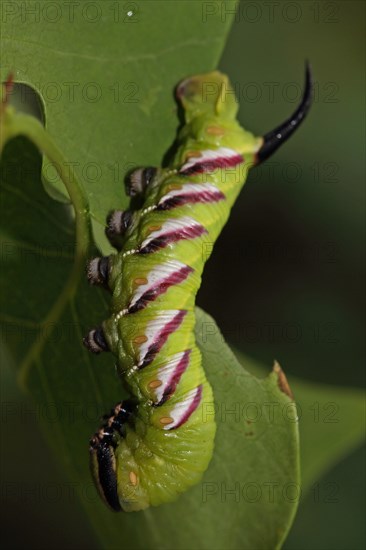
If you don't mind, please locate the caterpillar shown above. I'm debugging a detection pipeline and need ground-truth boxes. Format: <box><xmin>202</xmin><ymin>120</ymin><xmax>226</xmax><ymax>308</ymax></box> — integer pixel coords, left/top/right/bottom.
<box><xmin>84</xmin><ymin>65</ymin><xmax>313</xmax><ymax>512</ymax></box>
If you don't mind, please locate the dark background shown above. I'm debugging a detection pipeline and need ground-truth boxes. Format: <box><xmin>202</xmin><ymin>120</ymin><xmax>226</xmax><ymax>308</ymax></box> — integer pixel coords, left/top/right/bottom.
<box><xmin>201</xmin><ymin>2</ymin><xmax>365</xmax><ymax>548</ymax></box>
<box><xmin>1</xmin><ymin>1</ymin><xmax>364</xmax><ymax>549</ymax></box>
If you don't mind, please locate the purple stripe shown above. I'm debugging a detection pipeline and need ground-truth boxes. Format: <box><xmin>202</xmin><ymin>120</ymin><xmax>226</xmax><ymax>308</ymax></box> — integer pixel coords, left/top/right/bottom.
<box><xmin>129</xmin><ymin>266</ymin><xmax>193</xmax><ymax>314</ymax></box>
<box><xmin>157</xmin><ymin>350</ymin><xmax>191</xmax><ymax>405</ymax></box>
<box><xmin>139</xmin><ymin>224</ymin><xmax>207</xmax><ymax>254</ymax></box>
<box><xmin>158</xmin><ymin>188</ymin><xmax>225</xmax><ymax>211</ymax></box>
<box><xmin>180</xmin><ymin>154</ymin><xmax>243</xmax><ymax>176</ymax></box>
<box><xmin>170</xmin><ymin>384</ymin><xmax>203</xmax><ymax>429</ymax></box>
<box><xmin>140</xmin><ymin>310</ymin><xmax>187</xmax><ymax>369</ymax></box>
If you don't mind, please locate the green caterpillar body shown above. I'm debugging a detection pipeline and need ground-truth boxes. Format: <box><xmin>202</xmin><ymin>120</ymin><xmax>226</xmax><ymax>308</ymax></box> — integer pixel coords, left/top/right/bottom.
<box><xmin>85</xmin><ymin>68</ymin><xmax>312</xmax><ymax>512</ymax></box>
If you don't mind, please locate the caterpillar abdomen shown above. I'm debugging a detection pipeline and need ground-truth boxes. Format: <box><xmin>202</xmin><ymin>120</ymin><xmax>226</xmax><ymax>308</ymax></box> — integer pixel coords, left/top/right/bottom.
<box><xmin>86</xmin><ymin>68</ymin><xmax>313</xmax><ymax>512</ymax></box>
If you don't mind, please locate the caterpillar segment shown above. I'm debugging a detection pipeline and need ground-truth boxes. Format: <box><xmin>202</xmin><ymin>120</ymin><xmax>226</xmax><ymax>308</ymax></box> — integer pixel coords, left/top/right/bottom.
<box><xmin>85</xmin><ymin>66</ymin><xmax>313</xmax><ymax>512</ymax></box>
<box><xmin>86</xmin><ymin>256</ymin><xmax>111</xmax><ymax>289</ymax></box>
<box><xmin>83</xmin><ymin>326</ymin><xmax>109</xmax><ymax>354</ymax></box>
<box><xmin>127</xmin><ymin>166</ymin><xmax>158</xmax><ymax>197</ymax></box>
<box><xmin>105</xmin><ymin>209</ymin><xmax>133</xmax><ymax>250</ymax></box>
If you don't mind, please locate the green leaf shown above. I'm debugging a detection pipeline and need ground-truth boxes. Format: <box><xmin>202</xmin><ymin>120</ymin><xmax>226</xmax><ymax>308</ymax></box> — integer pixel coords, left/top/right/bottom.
<box><xmin>1</xmin><ymin>0</ymin><xmax>238</xmax><ymax>251</ymax></box>
<box><xmin>232</xmin><ymin>351</ymin><xmax>366</xmax><ymax>493</ymax></box>
<box><xmin>1</xmin><ymin>3</ymin><xmax>303</xmax><ymax>547</ymax></box>
<box><xmin>290</xmin><ymin>378</ymin><xmax>365</xmax><ymax>491</ymax></box>
<box><xmin>1</xmin><ymin>133</ymin><xmax>299</xmax><ymax>549</ymax></box>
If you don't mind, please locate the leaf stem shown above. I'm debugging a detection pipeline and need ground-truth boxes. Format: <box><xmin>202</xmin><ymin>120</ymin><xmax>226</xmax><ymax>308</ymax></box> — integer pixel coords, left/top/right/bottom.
<box><xmin>1</xmin><ymin>106</ymin><xmax>91</xmax><ymax>389</ymax></box>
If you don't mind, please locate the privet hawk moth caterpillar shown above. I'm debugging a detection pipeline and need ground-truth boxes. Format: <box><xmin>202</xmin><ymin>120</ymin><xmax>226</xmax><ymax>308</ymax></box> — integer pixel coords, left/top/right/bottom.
<box><xmin>84</xmin><ymin>65</ymin><xmax>313</xmax><ymax>512</ymax></box>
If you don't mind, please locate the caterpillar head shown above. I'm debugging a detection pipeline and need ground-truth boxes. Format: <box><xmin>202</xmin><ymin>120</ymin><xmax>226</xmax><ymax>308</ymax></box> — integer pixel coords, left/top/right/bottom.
<box><xmin>176</xmin><ymin>64</ymin><xmax>313</xmax><ymax>164</ymax></box>
<box><xmin>176</xmin><ymin>71</ymin><xmax>238</xmax><ymax>123</ymax></box>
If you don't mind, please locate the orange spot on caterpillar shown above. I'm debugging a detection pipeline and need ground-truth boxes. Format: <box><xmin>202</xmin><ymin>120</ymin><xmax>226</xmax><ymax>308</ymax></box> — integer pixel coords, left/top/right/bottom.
<box><xmin>207</xmin><ymin>125</ymin><xmax>225</xmax><ymax>136</ymax></box>
<box><xmin>134</xmin><ymin>335</ymin><xmax>148</xmax><ymax>344</ymax></box>
<box><xmin>149</xmin><ymin>380</ymin><xmax>162</xmax><ymax>389</ymax></box>
<box><xmin>160</xmin><ymin>416</ymin><xmax>174</xmax><ymax>425</ymax></box>
<box><xmin>129</xmin><ymin>471</ymin><xmax>138</xmax><ymax>486</ymax></box>
<box><xmin>148</xmin><ymin>224</ymin><xmax>162</xmax><ymax>232</ymax></box>
<box><xmin>134</xmin><ymin>277</ymin><xmax>148</xmax><ymax>285</ymax></box>
<box><xmin>168</xmin><ymin>183</ymin><xmax>181</xmax><ymax>191</ymax></box>
<box><xmin>185</xmin><ymin>151</ymin><xmax>201</xmax><ymax>159</ymax></box>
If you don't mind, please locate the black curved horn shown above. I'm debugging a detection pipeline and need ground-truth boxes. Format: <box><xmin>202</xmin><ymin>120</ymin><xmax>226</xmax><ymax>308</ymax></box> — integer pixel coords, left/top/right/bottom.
<box><xmin>256</xmin><ymin>61</ymin><xmax>313</xmax><ymax>164</ymax></box>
